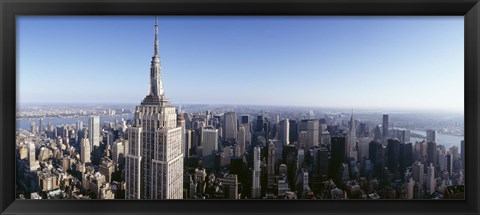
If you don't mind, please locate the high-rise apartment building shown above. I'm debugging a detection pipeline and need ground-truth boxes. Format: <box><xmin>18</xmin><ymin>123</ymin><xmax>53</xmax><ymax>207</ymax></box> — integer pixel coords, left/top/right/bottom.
<box><xmin>125</xmin><ymin>17</ymin><xmax>183</xmax><ymax>200</ymax></box>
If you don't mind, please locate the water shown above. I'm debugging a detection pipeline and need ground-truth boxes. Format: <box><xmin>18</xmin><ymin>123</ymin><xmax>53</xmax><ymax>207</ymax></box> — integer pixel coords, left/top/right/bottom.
<box><xmin>16</xmin><ymin>114</ymin><xmax>134</xmax><ymax>130</ymax></box>
<box><xmin>399</xmin><ymin>128</ymin><xmax>464</xmax><ymax>150</ymax></box>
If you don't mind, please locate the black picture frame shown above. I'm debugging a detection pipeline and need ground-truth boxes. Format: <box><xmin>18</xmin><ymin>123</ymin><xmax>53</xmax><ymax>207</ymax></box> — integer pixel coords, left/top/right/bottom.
<box><xmin>1</xmin><ymin>0</ymin><xmax>479</xmax><ymax>215</ymax></box>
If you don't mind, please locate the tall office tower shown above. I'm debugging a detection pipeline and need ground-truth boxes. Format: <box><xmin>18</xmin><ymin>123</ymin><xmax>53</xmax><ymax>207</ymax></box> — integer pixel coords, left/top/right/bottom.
<box><xmin>318</xmin><ymin>146</ymin><xmax>330</xmax><ymax>178</ymax></box>
<box><xmin>359</xmin><ymin>123</ymin><xmax>367</xmax><ymax>137</ymax></box>
<box><xmin>252</xmin><ymin>146</ymin><xmax>261</xmax><ymax>198</ymax></box>
<box><xmin>256</xmin><ymin>115</ymin><xmax>265</xmax><ymax>132</ymax></box>
<box><xmin>80</xmin><ymin>138</ymin><xmax>91</xmax><ymax>164</ymax></box>
<box><xmin>202</xmin><ymin>126</ymin><xmax>218</xmax><ymax>169</ymax></box>
<box><xmin>177</xmin><ymin>113</ymin><xmax>186</xmax><ymax>161</ymax></box>
<box><xmin>89</xmin><ymin>116</ymin><xmax>100</xmax><ymax>151</ymax></box>
<box><xmin>297</xmin><ymin>149</ymin><xmax>305</xmax><ymax>171</ymax></box>
<box><xmin>28</xmin><ymin>141</ymin><xmax>39</xmax><ymax>171</ymax></box>
<box><xmin>39</xmin><ymin>118</ymin><xmax>44</xmax><ymax>133</ymax></box>
<box><xmin>77</xmin><ymin>120</ymin><xmax>83</xmax><ymax>131</ymax></box>
<box><xmin>399</xmin><ymin>142</ymin><xmax>413</xmax><ymax>173</ymax></box>
<box><xmin>330</xmin><ymin>136</ymin><xmax>347</xmax><ymax>182</ymax></box>
<box><xmin>125</xmin><ymin>17</ymin><xmax>183</xmax><ymax>200</ymax></box>
<box><xmin>348</xmin><ymin>112</ymin><xmax>357</xmax><ymax>160</ymax></box>
<box><xmin>427</xmin><ymin>141</ymin><xmax>437</xmax><ymax>167</ymax></box>
<box><xmin>223</xmin><ymin>112</ymin><xmax>238</xmax><ymax>141</ymax></box>
<box><xmin>237</xmin><ymin>126</ymin><xmax>246</xmax><ymax>156</ymax></box>
<box><xmin>185</xmin><ymin>130</ymin><xmax>192</xmax><ymax>159</ymax></box>
<box><xmin>205</xmin><ymin>110</ymin><xmax>211</xmax><ymax>125</ymax></box>
<box><xmin>406</xmin><ymin>178</ymin><xmax>415</xmax><ymax>199</ymax></box>
<box><xmin>426</xmin><ymin>130</ymin><xmax>437</xmax><ymax>143</ymax></box>
<box><xmin>288</xmin><ymin>119</ymin><xmax>298</xmax><ymax>143</ymax></box>
<box><xmin>279</xmin><ymin>119</ymin><xmax>289</xmax><ymax>146</ymax></box>
<box><xmin>30</xmin><ymin>121</ymin><xmax>36</xmax><ymax>134</ymax></box>
<box><xmin>267</xmin><ymin>142</ymin><xmax>275</xmax><ymax>190</ymax></box>
<box><xmin>387</xmin><ymin>139</ymin><xmax>400</xmax><ymax>174</ymax></box>
<box><xmin>306</xmin><ymin>119</ymin><xmax>319</xmax><ymax>149</ymax></box>
<box><xmin>426</xmin><ymin>163</ymin><xmax>435</xmax><ymax>195</ymax></box>
<box><xmin>357</xmin><ymin>137</ymin><xmax>372</xmax><ymax>162</ymax></box>
<box><xmin>446</xmin><ymin>154</ymin><xmax>453</xmax><ymax>175</ymax></box>
<box><xmin>369</xmin><ymin>140</ymin><xmax>385</xmax><ymax>176</ymax></box>
<box><xmin>412</xmin><ymin>161</ymin><xmax>424</xmax><ymax>188</ymax></box>
<box><xmin>374</xmin><ymin>125</ymin><xmax>382</xmax><ymax>142</ymax></box>
<box><xmin>461</xmin><ymin>140</ymin><xmax>465</xmax><ymax>169</ymax></box>
<box><xmin>112</xmin><ymin>140</ymin><xmax>124</xmax><ymax>165</ymax></box>
<box><xmin>438</xmin><ymin>150</ymin><xmax>447</xmax><ymax>172</ymax></box>
<box><xmin>382</xmin><ymin>114</ymin><xmax>389</xmax><ymax>142</ymax></box>
<box><xmin>449</xmin><ymin>146</ymin><xmax>459</xmax><ymax>161</ymax></box>
<box><xmin>399</xmin><ymin>130</ymin><xmax>411</xmax><ymax>143</ymax></box>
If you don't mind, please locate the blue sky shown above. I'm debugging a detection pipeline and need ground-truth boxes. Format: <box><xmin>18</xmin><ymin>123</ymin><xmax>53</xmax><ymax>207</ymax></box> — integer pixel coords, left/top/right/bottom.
<box><xmin>17</xmin><ymin>16</ymin><xmax>464</xmax><ymax>112</ymax></box>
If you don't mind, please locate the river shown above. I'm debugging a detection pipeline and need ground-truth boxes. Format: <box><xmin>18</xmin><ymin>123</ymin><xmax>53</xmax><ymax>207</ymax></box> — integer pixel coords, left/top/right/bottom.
<box><xmin>396</xmin><ymin>127</ymin><xmax>464</xmax><ymax>150</ymax></box>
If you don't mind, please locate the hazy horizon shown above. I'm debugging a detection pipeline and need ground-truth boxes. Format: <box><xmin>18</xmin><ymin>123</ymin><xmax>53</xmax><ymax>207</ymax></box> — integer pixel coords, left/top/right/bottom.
<box><xmin>17</xmin><ymin>16</ymin><xmax>464</xmax><ymax>113</ymax></box>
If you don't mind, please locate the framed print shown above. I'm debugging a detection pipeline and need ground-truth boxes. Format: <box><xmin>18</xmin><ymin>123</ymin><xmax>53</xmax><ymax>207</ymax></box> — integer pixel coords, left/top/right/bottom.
<box><xmin>1</xmin><ymin>0</ymin><xmax>479</xmax><ymax>215</ymax></box>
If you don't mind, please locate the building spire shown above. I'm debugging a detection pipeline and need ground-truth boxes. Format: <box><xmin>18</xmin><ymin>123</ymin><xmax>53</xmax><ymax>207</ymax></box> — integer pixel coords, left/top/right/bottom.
<box><xmin>147</xmin><ymin>16</ymin><xmax>164</xmax><ymax>99</ymax></box>
<box><xmin>154</xmin><ymin>16</ymin><xmax>158</xmax><ymax>56</ymax></box>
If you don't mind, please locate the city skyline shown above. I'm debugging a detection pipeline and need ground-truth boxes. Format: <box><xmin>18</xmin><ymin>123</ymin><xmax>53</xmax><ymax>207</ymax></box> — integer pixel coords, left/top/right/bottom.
<box><xmin>17</xmin><ymin>16</ymin><xmax>464</xmax><ymax>113</ymax></box>
<box><xmin>15</xmin><ymin>16</ymin><xmax>465</xmax><ymax>200</ymax></box>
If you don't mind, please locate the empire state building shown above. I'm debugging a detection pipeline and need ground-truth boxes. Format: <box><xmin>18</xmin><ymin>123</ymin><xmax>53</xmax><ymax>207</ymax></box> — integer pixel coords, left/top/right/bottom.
<box><xmin>125</xmin><ymin>17</ymin><xmax>184</xmax><ymax>199</ymax></box>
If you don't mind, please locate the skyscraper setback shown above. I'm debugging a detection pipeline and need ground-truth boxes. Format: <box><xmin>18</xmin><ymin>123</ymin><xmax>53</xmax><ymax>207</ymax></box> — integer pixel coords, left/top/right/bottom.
<box><xmin>125</xmin><ymin>17</ymin><xmax>183</xmax><ymax>199</ymax></box>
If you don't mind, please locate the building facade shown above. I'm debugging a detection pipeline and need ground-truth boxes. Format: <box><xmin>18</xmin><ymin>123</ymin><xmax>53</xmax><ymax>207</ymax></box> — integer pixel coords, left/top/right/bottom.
<box><xmin>125</xmin><ymin>17</ymin><xmax>183</xmax><ymax>199</ymax></box>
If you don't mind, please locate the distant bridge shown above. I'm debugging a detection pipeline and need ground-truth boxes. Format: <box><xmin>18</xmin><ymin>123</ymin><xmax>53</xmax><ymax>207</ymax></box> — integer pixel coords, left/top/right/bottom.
<box><xmin>410</xmin><ymin>133</ymin><xmax>426</xmax><ymax>139</ymax></box>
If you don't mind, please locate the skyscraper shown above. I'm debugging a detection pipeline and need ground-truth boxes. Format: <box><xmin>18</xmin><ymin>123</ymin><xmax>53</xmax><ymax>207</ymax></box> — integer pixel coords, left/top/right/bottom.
<box><xmin>288</xmin><ymin>119</ymin><xmax>298</xmax><ymax>144</ymax></box>
<box><xmin>348</xmin><ymin>112</ymin><xmax>357</xmax><ymax>160</ymax></box>
<box><xmin>28</xmin><ymin>141</ymin><xmax>39</xmax><ymax>171</ymax></box>
<box><xmin>426</xmin><ymin>163</ymin><xmax>435</xmax><ymax>194</ymax></box>
<box><xmin>252</xmin><ymin>146</ymin><xmax>261</xmax><ymax>198</ymax></box>
<box><xmin>387</xmin><ymin>139</ymin><xmax>400</xmax><ymax>174</ymax></box>
<box><xmin>279</xmin><ymin>119</ymin><xmax>289</xmax><ymax>146</ymax></box>
<box><xmin>382</xmin><ymin>114</ymin><xmax>389</xmax><ymax>142</ymax></box>
<box><xmin>223</xmin><ymin>112</ymin><xmax>238</xmax><ymax>141</ymax></box>
<box><xmin>177</xmin><ymin>112</ymin><xmax>186</xmax><ymax>161</ymax></box>
<box><xmin>330</xmin><ymin>136</ymin><xmax>347</xmax><ymax>183</ymax></box>
<box><xmin>267</xmin><ymin>142</ymin><xmax>275</xmax><ymax>190</ymax></box>
<box><xmin>427</xmin><ymin>141</ymin><xmax>437</xmax><ymax>167</ymax></box>
<box><xmin>30</xmin><ymin>121</ymin><xmax>36</xmax><ymax>134</ymax></box>
<box><xmin>399</xmin><ymin>142</ymin><xmax>413</xmax><ymax>173</ymax></box>
<box><xmin>237</xmin><ymin>126</ymin><xmax>246</xmax><ymax>156</ymax></box>
<box><xmin>80</xmin><ymin>138</ymin><xmax>91</xmax><ymax>164</ymax></box>
<box><xmin>89</xmin><ymin>116</ymin><xmax>100</xmax><ymax>151</ymax></box>
<box><xmin>76</xmin><ymin>120</ymin><xmax>83</xmax><ymax>132</ymax></box>
<box><xmin>125</xmin><ymin>17</ymin><xmax>183</xmax><ymax>199</ymax></box>
<box><xmin>412</xmin><ymin>161</ymin><xmax>424</xmax><ymax>189</ymax></box>
<box><xmin>426</xmin><ymin>130</ymin><xmax>437</xmax><ymax>143</ymax></box>
<box><xmin>202</xmin><ymin>126</ymin><xmax>218</xmax><ymax>169</ymax></box>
